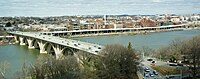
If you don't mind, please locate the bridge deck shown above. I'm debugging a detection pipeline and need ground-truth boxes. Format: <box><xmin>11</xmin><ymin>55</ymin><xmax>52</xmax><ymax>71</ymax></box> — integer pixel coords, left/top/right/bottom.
<box><xmin>0</xmin><ymin>36</ymin><xmax>14</xmax><ymax>38</ymax></box>
<box><xmin>9</xmin><ymin>31</ymin><xmax>103</xmax><ymax>55</ymax></box>
<box><xmin>41</xmin><ymin>24</ymin><xmax>187</xmax><ymax>34</ymax></box>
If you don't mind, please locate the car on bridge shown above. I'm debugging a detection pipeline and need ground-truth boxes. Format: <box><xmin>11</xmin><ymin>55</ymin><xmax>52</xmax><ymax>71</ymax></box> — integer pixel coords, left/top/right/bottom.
<box><xmin>98</xmin><ymin>47</ymin><xmax>101</xmax><ymax>49</ymax></box>
<box><xmin>147</xmin><ymin>58</ymin><xmax>153</xmax><ymax>61</ymax></box>
<box><xmin>74</xmin><ymin>44</ymin><xmax>78</xmax><ymax>47</ymax></box>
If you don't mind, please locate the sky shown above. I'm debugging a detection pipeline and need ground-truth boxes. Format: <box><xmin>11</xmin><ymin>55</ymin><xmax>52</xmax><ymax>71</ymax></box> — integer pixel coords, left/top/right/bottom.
<box><xmin>0</xmin><ymin>0</ymin><xmax>199</xmax><ymax>17</ymax></box>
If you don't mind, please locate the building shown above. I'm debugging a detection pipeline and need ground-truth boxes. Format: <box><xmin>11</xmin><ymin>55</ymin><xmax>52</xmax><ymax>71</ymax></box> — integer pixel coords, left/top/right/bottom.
<box><xmin>48</xmin><ymin>27</ymin><xmax>68</xmax><ymax>31</ymax></box>
<box><xmin>114</xmin><ymin>24</ymin><xmax>123</xmax><ymax>29</ymax></box>
<box><xmin>140</xmin><ymin>18</ymin><xmax>156</xmax><ymax>27</ymax></box>
<box><xmin>73</xmin><ymin>26</ymin><xmax>81</xmax><ymax>30</ymax></box>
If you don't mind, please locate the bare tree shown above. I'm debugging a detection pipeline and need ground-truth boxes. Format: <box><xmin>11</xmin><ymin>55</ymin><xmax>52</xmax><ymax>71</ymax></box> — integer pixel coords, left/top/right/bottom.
<box><xmin>0</xmin><ymin>61</ymin><xmax>10</xmax><ymax>79</ymax></box>
<box><xmin>140</xmin><ymin>46</ymin><xmax>156</xmax><ymax>57</ymax></box>
<box><xmin>94</xmin><ymin>44</ymin><xmax>138</xmax><ymax>79</ymax></box>
<box><xmin>18</xmin><ymin>54</ymin><xmax>81</xmax><ymax>79</ymax></box>
<box><xmin>158</xmin><ymin>39</ymin><xmax>184</xmax><ymax>62</ymax></box>
<box><xmin>182</xmin><ymin>36</ymin><xmax>200</xmax><ymax>78</ymax></box>
<box><xmin>158</xmin><ymin>35</ymin><xmax>200</xmax><ymax>78</ymax></box>
<box><xmin>76</xmin><ymin>51</ymin><xmax>99</xmax><ymax>79</ymax></box>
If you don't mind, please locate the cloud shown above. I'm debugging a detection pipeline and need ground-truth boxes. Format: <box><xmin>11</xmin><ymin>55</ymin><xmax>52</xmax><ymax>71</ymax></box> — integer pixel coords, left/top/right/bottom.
<box><xmin>151</xmin><ymin>0</ymin><xmax>161</xmax><ymax>2</ymax></box>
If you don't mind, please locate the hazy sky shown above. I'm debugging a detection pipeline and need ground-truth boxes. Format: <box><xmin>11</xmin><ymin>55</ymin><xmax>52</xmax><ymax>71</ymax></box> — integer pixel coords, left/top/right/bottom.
<box><xmin>0</xmin><ymin>0</ymin><xmax>199</xmax><ymax>17</ymax></box>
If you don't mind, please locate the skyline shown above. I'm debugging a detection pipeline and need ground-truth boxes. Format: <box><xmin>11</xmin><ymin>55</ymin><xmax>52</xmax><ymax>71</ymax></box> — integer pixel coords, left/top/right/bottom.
<box><xmin>0</xmin><ymin>0</ymin><xmax>199</xmax><ymax>17</ymax></box>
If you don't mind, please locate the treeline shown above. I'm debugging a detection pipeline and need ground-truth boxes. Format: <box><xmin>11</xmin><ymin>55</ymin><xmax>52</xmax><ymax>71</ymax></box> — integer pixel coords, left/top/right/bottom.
<box><xmin>15</xmin><ymin>44</ymin><xmax>139</xmax><ymax>79</ymax></box>
<box><xmin>158</xmin><ymin>35</ymin><xmax>200</xmax><ymax>78</ymax></box>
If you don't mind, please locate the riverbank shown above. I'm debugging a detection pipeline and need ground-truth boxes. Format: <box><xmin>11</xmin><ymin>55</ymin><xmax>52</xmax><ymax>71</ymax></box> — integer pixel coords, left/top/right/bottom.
<box><xmin>70</xmin><ymin>27</ymin><xmax>200</xmax><ymax>38</ymax></box>
<box><xmin>0</xmin><ymin>42</ymin><xmax>15</xmax><ymax>45</ymax></box>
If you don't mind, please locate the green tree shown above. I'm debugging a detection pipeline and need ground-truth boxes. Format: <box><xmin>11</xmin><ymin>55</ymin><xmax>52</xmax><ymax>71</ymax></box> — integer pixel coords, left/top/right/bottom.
<box><xmin>94</xmin><ymin>44</ymin><xmax>138</xmax><ymax>79</ymax></box>
<box><xmin>128</xmin><ymin>42</ymin><xmax>133</xmax><ymax>51</ymax></box>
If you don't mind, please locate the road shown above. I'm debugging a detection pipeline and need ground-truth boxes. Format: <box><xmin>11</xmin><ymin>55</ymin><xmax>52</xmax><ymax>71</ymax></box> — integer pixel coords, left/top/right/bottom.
<box><xmin>139</xmin><ymin>57</ymin><xmax>163</xmax><ymax>79</ymax></box>
<box><xmin>139</xmin><ymin>57</ymin><xmax>194</xmax><ymax>79</ymax></box>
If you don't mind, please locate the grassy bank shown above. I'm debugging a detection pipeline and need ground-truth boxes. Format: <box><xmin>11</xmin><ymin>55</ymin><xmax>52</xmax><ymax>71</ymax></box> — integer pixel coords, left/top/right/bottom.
<box><xmin>152</xmin><ymin>66</ymin><xmax>189</xmax><ymax>76</ymax></box>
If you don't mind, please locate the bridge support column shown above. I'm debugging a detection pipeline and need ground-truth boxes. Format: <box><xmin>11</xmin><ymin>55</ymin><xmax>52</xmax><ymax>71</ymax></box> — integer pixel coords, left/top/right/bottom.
<box><xmin>27</xmin><ymin>38</ymin><xmax>35</xmax><ymax>49</ymax></box>
<box><xmin>38</xmin><ymin>41</ymin><xmax>47</xmax><ymax>54</ymax></box>
<box><xmin>74</xmin><ymin>53</ymin><xmax>80</xmax><ymax>63</ymax></box>
<box><xmin>52</xmin><ymin>45</ymin><xmax>63</xmax><ymax>59</ymax></box>
<box><xmin>14</xmin><ymin>36</ymin><xmax>19</xmax><ymax>43</ymax></box>
<box><xmin>19</xmin><ymin>37</ymin><xmax>25</xmax><ymax>45</ymax></box>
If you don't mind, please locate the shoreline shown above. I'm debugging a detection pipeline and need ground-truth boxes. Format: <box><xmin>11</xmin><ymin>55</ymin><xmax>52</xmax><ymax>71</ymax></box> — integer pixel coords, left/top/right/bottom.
<box><xmin>69</xmin><ymin>27</ymin><xmax>200</xmax><ymax>38</ymax></box>
<box><xmin>0</xmin><ymin>42</ymin><xmax>15</xmax><ymax>45</ymax></box>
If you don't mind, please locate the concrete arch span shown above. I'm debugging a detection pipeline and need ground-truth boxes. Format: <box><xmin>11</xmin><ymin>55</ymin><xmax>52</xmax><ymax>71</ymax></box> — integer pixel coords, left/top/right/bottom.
<box><xmin>10</xmin><ymin>32</ymin><xmax>103</xmax><ymax>59</ymax></box>
<box><xmin>31</xmin><ymin>39</ymin><xmax>40</xmax><ymax>49</ymax></box>
<box><xmin>61</xmin><ymin>47</ymin><xmax>75</xmax><ymax>56</ymax></box>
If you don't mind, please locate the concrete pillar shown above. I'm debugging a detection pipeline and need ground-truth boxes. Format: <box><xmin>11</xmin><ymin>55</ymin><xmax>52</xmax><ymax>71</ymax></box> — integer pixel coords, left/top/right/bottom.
<box><xmin>27</xmin><ymin>38</ymin><xmax>35</xmax><ymax>49</ymax></box>
<box><xmin>14</xmin><ymin>36</ymin><xmax>19</xmax><ymax>43</ymax></box>
<box><xmin>19</xmin><ymin>37</ymin><xmax>25</xmax><ymax>45</ymax></box>
<box><xmin>52</xmin><ymin>45</ymin><xmax>63</xmax><ymax>59</ymax></box>
<box><xmin>38</xmin><ymin>41</ymin><xmax>47</xmax><ymax>54</ymax></box>
<box><xmin>74</xmin><ymin>53</ymin><xmax>80</xmax><ymax>63</ymax></box>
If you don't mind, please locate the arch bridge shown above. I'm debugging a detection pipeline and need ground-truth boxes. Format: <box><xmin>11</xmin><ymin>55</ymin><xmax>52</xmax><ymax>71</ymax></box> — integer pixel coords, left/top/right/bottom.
<box><xmin>9</xmin><ymin>31</ymin><xmax>103</xmax><ymax>59</ymax></box>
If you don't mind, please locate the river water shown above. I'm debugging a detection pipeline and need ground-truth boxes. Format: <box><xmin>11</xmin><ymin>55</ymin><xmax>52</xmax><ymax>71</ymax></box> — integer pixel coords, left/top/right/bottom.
<box><xmin>0</xmin><ymin>45</ymin><xmax>39</xmax><ymax>78</ymax></box>
<box><xmin>78</xmin><ymin>30</ymin><xmax>200</xmax><ymax>49</ymax></box>
<box><xmin>0</xmin><ymin>30</ymin><xmax>200</xmax><ymax>78</ymax></box>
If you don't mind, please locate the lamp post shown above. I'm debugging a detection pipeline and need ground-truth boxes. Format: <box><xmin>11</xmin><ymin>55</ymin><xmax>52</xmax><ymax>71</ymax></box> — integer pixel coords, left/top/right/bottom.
<box><xmin>179</xmin><ymin>67</ymin><xmax>183</xmax><ymax>79</ymax></box>
<box><xmin>160</xmin><ymin>55</ymin><xmax>161</xmax><ymax>61</ymax></box>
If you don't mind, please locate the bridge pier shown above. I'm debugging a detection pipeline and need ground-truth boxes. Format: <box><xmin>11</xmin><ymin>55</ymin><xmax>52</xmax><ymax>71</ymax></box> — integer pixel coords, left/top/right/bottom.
<box><xmin>14</xmin><ymin>36</ymin><xmax>19</xmax><ymax>43</ymax></box>
<box><xmin>38</xmin><ymin>41</ymin><xmax>47</xmax><ymax>54</ymax></box>
<box><xmin>74</xmin><ymin>53</ymin><xmax>80</xmax><ymax>63</ymax></box>
<box><xmin>52</xmin><ymin>45</ymin><xmax>63</xmax><ymax>59</ymax></box>
<box><xmin>27</xmin><ymin>38</ymin><xmax>35</xmax><ymax>49</ymax></box>
<box><xmin>19</xmin><ymin>37</ymin><xmax>25</xmax><ymax>45</ymax></box>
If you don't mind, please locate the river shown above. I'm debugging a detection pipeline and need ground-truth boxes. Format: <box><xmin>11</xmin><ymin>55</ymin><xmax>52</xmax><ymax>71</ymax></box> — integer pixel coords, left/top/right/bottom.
<box><xmin>0</xmin><ymin>45</ymin><xmax>39</xmax><ymax>78</ymax></box>
<box><xmin>77</xmin><ymin>30</ymin><xmax>200</xmax><ymax>49</ymax></box>
<box><xmin>0</xmin><ymin>30</ymin><xmax>200</xmax><ymax>78</ymax></box>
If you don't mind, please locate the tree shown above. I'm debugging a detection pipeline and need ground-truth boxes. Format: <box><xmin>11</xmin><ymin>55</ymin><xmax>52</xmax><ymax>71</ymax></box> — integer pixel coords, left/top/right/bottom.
<box><xmin>182</xmin><ymin>36</ymin><xmax>200</xmax><ymax>78</ymax></box>
<box><xmin>94</xmin><ymin>44</ymin><xmax>138</xmax><ymax>79</ymax></box>
<box><xmin>158</xmin><ymin>36</ymin><xmax>200</xmax><ymax>78</ymax></box>
<box><xmin>5</xmin><ymin>22</ymin><xmax>12</xmax><ymax>27</ymax></box>
<box><xmin>158</xmin><ymin>39</ymin><xmax>184</xmax><ymax>61</ymax></box>
<box><xmin>18</xmin><ymin>55</ymin><xmax>81</xmax><ymax>79</ymax></box>
<box><xmin>77</xmin><ymin>51</ymin><xmax>98</xmax><ymax>79</ymax></box>
<box><xmin>140</xmin><ymin>46</ymin><xmax>156</xmax><ymax>57</ymax></box>
<box><xmin>128</xmin><ymin>42</ymin><xmax>133</xmax><ymax>51</ymax></box>
<box><xmin>0</xmin><ymin>61</ymin><xmax>10</xmax><ymax>79</ymax></box>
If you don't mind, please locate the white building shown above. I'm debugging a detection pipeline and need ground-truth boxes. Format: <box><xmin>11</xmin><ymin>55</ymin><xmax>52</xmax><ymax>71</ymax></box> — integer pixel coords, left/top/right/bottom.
<box><xmin>114</xmin><ymin>24</ymin><xmax>123</xmax><ymax>29</ymax></box>
<box><xmin>171</xmin><ymin>17</ymin><xmax>180</xmax><ymax>23</ymax></box>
